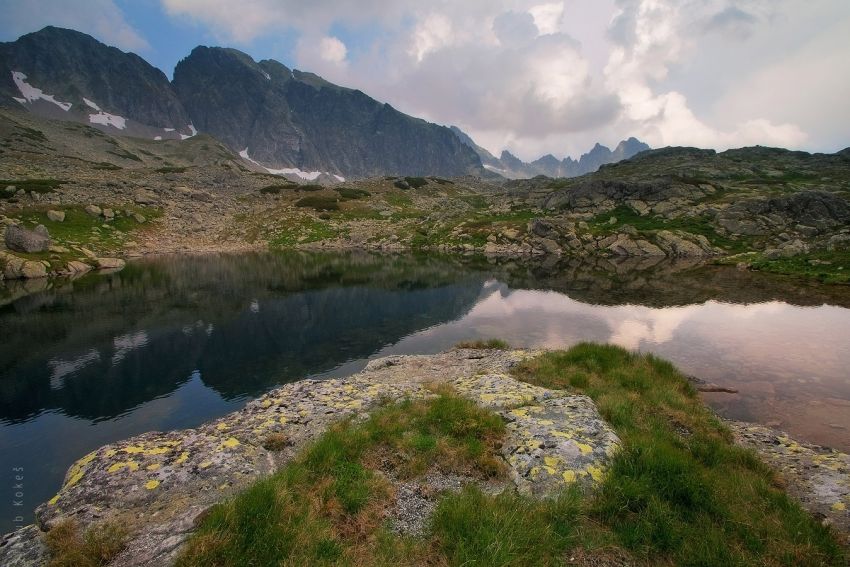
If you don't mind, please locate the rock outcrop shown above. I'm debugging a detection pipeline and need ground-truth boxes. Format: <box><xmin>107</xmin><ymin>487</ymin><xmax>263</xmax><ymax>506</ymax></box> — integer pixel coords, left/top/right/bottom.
<box><xmin>2</xmin><ymin>350</ymin><xmax>620</xmax><ymax>566</ymax></box>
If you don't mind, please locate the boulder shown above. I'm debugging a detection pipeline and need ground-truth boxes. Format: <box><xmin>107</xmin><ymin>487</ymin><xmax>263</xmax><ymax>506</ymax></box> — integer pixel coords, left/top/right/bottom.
<box><xmin>102</xmin><ymin>208</ymin><xmax>115</xmax><ymax>220</ymax></box>
<box><xmin>47</xmin><ymin>210</ymin><xmax>65</xmax><ymax>222</ymax></box>
<box><xmin>654</xmin><ymin>230</ymin><xmax>716</xmax><ymax>257</ymax></box>
<box><xmin>84</xmin><ymin>205</ymin><xmax>102</xmax><ymax>217</ymax></box>
<box><xmin>777</xmin><ymin>239</ymin><xmax>808</xmax><ymax>258</ymax></box>
<box><xmin>94</xmin><ymin>257</ymin><xmax>126</xmax><ymax>270</ymax></box>
<box><xmin>537</xmin><ymin>237</ymin><xmax>562</xmax><ymax>255</ymax></box>
<box><xmin>134</xmin><ymin>189</ymin><xmax>158</xmax><ymax>205</ymax></box>
<box><xmin>529</xmin><ymin>218</ymin><xmax>555</xmax><ymax>238</ymax></box>
<box><xmin>607</xmin><ymin>235</ymin><xmax>665</xmax><ymax>256</ymax></box>
<box><xmin>66</xmin><ymin>261</ymin><xmax>92</xmax><ymax>275</ymax></box>
<box><xmin>4</xmin><ymin>224</ymin><xmax>51</xmax><ymax>253</ymax></box>
<box><xmin>133</xmin><ymin>213</ymin><xmax>147</xmax><ymax>224</ymax></box>
<box><xmin>21</xmin><ymin>261</ymin><xmax>48</xmax><ymax>279</ymax></box>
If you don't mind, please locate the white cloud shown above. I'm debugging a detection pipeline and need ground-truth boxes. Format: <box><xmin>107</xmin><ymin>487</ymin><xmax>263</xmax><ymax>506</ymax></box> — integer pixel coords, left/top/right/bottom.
<box><xmin>0</xmin><ymin>0</ymin><xmax>148</xmax><ymax>51</ymax></box>
<box><xmin>154</xmin><ymin>0</ymin><xmax>848</xmax><ymax>158</ymax></box>
<box><xmin>319</xmin><ymin>36</ymin><xmax>347</xmax><ymax>64</ymax></box>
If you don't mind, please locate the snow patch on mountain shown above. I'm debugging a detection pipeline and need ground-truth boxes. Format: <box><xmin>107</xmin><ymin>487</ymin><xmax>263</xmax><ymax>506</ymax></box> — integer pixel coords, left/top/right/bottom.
<box><xmin>83</xmin><ymin>98</ymin><xmax>101</xmax><ymax>111</ymax></box>
<box><xmin>11</xmin><ymin>71</ymin><xmax>72</xmax><ymax>111</ymax></box>
<box><xmin>239</xmin><ymin>148</ymin><xmax>344</xmax><ymax>181</ymax></box>
<box><xmin>88</xmin><ymin>110</ymin><xmax>127</xmax><ymax>130</ymax></box>
<box><xmin>180</xmin><ymin>124</ymin><xmax>198</xmax><ymax>140</ymax></box>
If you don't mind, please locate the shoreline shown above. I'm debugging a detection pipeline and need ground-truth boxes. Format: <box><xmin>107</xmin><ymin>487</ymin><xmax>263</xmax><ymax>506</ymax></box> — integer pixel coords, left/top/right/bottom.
<box><xmin>1</xmin><ymin>348</ymin><xmax>847</xmax><ymax>566</ymax></box>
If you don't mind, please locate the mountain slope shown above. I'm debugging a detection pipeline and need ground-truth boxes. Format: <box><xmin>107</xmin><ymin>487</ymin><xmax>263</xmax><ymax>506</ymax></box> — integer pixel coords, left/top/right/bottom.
<box><xmin>173</xmin><ymin>46</ymin><xmax>481</xmax><ymax>178</ymax></box>
<box><xmin>1</xmin><ymin>27</ymin><xmax>483</xmax><ymax>179</ymax></box>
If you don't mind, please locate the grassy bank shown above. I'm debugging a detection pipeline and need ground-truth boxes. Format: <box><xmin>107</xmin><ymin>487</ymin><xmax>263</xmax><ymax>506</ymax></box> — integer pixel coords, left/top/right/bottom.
<box><xmin>172</xmin><ymin>345</ymin><xmax>846</xmax><ymax>566</ymax></box>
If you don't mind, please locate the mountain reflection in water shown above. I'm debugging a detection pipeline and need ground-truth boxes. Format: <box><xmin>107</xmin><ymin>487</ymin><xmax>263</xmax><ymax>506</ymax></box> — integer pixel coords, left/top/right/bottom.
<box><xmin>1</xmin><ymin>251</ymin><xmax>849</xmax><ymax>533</ymax></box>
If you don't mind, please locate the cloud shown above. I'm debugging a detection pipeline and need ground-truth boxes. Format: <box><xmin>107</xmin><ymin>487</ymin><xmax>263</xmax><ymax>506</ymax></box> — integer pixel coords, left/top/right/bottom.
<box><xmin>0</xmin><ymin>0</ymin><xmax>148</xmax><ymax>51</ymax></box>
<box><xmin>319</xmin><ymin>36</ymin><xmax>347</xmax><ymax>64</ymax></box>
<box><xmin>10</xmin><ymin>0</ymin><xmax>830</xmax><ymax>159</ymax></box>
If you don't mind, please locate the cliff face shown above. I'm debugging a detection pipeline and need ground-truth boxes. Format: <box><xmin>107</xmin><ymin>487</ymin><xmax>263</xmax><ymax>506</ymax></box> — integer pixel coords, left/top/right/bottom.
<box><xmin>1</xmin><ymin>27</ymin><xmax>483</xmax><ymax>178</ymax></box>
<box><xmin>173</xmin><ymin>47</ymin><xmax>482</xmax><ymax>178</ymax></box>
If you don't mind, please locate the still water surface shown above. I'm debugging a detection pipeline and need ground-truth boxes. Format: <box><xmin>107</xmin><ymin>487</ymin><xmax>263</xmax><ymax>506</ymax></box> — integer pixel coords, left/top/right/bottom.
<box><xmin>2</xmin><ymin>252</ymin><xmax>849</xmax><ymax>533</ymax></box>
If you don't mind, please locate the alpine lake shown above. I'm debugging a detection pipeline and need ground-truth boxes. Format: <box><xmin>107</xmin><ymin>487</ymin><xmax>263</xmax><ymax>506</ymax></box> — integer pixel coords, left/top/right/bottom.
<box><xmin>2</xmin><ymin>251</ymin><xmax>849</xmax><ymax>533</ymax></box>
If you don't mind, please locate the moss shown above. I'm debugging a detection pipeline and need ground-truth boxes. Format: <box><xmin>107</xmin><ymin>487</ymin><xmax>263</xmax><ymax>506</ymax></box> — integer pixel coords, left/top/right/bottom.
<box><xmin>748</xmin><ymin>249</ymin><xmax>850</xmax><ymax>285</ymax></box>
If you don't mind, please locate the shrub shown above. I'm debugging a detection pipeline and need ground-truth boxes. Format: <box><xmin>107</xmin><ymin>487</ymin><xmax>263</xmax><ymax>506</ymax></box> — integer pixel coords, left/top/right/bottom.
<box><xmin>335</xmin><ymin>187</ymin><xmax>371</xmax><ymax>200</ymax></box>
<box><xmin>295</xmin><ymin>196</ymin><xmax>339</xmax><ymax>211</ymax></box>
<box><xmin>404</xmin><ymin>176</ymin><xmax>428</xmax><ymax>189</ymax></box>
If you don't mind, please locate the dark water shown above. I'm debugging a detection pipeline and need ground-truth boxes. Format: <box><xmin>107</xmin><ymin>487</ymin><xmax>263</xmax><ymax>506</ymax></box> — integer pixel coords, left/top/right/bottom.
<box><xmin>2</xmin><ymin>251</ymin><xmax>849</xmax><ymax>534</ymax></box>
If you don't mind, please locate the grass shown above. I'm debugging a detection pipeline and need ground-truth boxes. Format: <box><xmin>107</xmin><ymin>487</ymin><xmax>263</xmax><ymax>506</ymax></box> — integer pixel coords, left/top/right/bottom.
<box><xmin>176</xmin><ymin>392</ymin><xmax>506</xmax><ymax>566</ymax></box>
<box><xmin>455</xmin><ymin>338</ymin><xmax>510</xmax><ymax>350</ymax></box>
<box><xmin>512</xmin><ymin>343</ymin><xmax>847</xmax><ymax>566</ymax></box>
<box><xmin>154</xmin><ymin>166</ymin><xmax>187</xmax><ymax>174</ymax></box>
<box><xmin>8</xmin><ymin>205</ymin><xmax>160</xmax><ymax>264</ymax></box>
<box><xmin>172</xmin><ymin>344</ymin><xmax>846</xmax><ymax>566</ymax></box>
<box><xmin>749</xmin><ymin>249</ymin><xmax>850</xmax><ymax>284</ymax></box>
<box><xmin>44</xmin><ymin>520</ymin><xmax>126</xmax><ymax>567</ymax></box>
<box><xmin>265</xmin><ymin>216</ymin><xmax>344</xmax><ymax>247</ymax></box>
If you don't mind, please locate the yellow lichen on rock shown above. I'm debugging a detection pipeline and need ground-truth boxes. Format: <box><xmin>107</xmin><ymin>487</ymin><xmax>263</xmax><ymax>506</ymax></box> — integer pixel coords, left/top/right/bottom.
<box><xmin>144</xmin><ymin>480</ymin><xmax>160</xmax><ymax>490</ymax></box>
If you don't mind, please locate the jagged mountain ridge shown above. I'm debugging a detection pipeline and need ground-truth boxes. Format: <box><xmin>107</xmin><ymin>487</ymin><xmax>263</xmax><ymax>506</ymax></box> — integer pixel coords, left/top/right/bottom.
<box><xmin>450</xmin><ymin>125</ymin><xmax>650</xmax><ymax>179</ymax></box>
<box><xmin>0</xmin><ymin>26</ymin><xmax>481</xmax><ymax>179</ymax></box>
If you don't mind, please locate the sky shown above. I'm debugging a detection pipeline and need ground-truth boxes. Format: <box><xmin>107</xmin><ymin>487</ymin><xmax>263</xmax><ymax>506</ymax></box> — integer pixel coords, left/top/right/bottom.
<box><xmin>1</xmin><ymin>0</ymin><xmax>848</xmax><ymax>161</ymax></box>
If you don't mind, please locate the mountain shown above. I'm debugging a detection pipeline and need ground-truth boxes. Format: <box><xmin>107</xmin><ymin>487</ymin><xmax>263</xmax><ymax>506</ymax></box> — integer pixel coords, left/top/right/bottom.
<box><xmin>451</xmin><ymin>126</ymin><xmax>650</xmax><ymax>179</ymax></box>
<box><xmin>173</xmin><ymin>46</ymin><xmax>481</xmax><ymax>178</ymax></box>
<box><xmin>0</xmin><ymin>26</ymin><xmax>193</xmax><ymax>139</ymax></box>
<box><xmin>0</xmin><ymin>26</ymin><xmax>482</xmax><ymax>179</ymax></box>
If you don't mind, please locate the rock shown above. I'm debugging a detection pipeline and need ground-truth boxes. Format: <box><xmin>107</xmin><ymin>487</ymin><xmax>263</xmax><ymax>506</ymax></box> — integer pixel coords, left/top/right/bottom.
<box><xmin>607</xmin><ymin>235</ymin><xmax>664</xmax><ymax>256</ymax></box>
<box><xmin>94</xmin><ymin>257</ymin><xmax>126</xmax><ymax>270</ymax></box>
<box><xmin>827</xmin><ymin>234</ymin><xmax>850</xmax><ymax>251</ymax></box>
<box><xmin>48</xmin><ymin>245</ymin><xmax>70</xmax><ymax>254</ymax></box>
<box><xmin>20</xmin><ymin>261</ymin><xmax>48</xmax><ymax>278</ymax></box>
<box><xmin>538</xmin><ymin>237</ymin><xmax>562</xmax><ymax>255</ymax></box>
<box><xmin>777</xmin><ymin>239</ymin><xmax>808</xmax><ymax>258</ymax></box>
<box><xmin>654</xmin><ymin>230</ymin><xmax>716</xmax><ymax>257</ymax></box>
<box><xmin>529</xmin><ymin>218</ymin><xmax>555</xmax><ymax>238</ymax></box>
<box><xmin>102</xmin><ymin>208</ymin><xmax>115</xmax><ymax>220</ymax></box>
<box><xmin>46</xmin><ymin>210</ymin><xmax>65</xmax><ymax>222</ymax></box>
<box><xmin>84</xmin><ymin>204</ymin><xmax>102</xmax><ymax>217</ymax></box>
<box><xmin>4</xmin><ymin>224</ymin><xmax>51</xmax><ymax>253</ymax></box>
<box><xmin>483</xmin><ymin>242</ymin><xmax>500</xmax><ymax>255</ymax></box>
<box><xmin>78</xmin><ymin>247</ymin><xmax>97</xmax><ymax>259</ymax></box>
<box><xmin>502</xmin><ymin>228</ymin><xmax>520</xmax><ymax>240</ymax></box>
<box><xmin>33</xmin><ymin>224</ymin><xmax>49</xmax><ymax>237</ymax></box>
<box><xmin>134</xmin><ymin>189</ymin><xmax>158</xmax><ymax>205</ymax></box>
<box><xmin>133</xmin><ymin>213</ymin><xmax>147</xmax><ymax>224</ymax></box>
<box><xmin>795</xmin><ymin>224</ymin><xmax>819</xmax><ymax>237</ymax></box>
<box><xmin>66</xmin><ymin>261</ymin><xmax>92</xmax><ymax>275</ymax></box>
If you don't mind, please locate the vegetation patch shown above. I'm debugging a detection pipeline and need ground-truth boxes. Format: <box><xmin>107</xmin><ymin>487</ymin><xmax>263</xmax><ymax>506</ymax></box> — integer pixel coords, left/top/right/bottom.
<box><xmin>267</xmin><ymin>216</ymin><xmax>343</xmax><ymax>247</ymax></box>
<box><xmin>296</xmin><ymin>184</ymin><xmax>323</xmax><ymax>192</ymax></box>
<box><xmin>44</xmin><ymin>520</ymin><xmax>126</xmax><ymax>567</ymax></box>
<box><xmin>154</xmin><ymin>166</ymin><xmax>187</xmax><ymax>174</ymax></box>
<box><xmin>295</xmin><ymin>195</ymin><xmax>340</xmax><ymax>211</ymax></box>
<box><xmin>455</xmin><ymin>338</ymin><xmax>510</xmax><ymax>350</ymax></box>
<box><xmin>512</xmin><ymin>343</ymin><xmax>847</xmax><ymax>566</ymax></box>
<box><xmin>749</xmin><ymin>249</ymin><xmax>850</xmax><ymax>284</ymax></box>
<box><xmin>404</xmin><ymin>176</ymin><xmax>429</xmax><ymax>189</ymax></box>
<box><xmin>176</xmin><ymin>392</ymin><xmax>506</xmax><ymax>566</ymax></box>
<box><xmin>335</xmin><ymin>187</ymin><xmax>371</xmax><ymax>200</ymax></box>
<box><xmin>105</xmin><ymin>148</ymin><xmax>142</xmax><ymax>162</ymax></box>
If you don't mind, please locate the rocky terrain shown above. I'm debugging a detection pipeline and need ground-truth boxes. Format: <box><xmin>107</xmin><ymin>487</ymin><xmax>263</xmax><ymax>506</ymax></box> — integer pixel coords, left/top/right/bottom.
<box><xmin>2</xmin><ymin>106</ymin><xmax>848</xmax><ymax>291</ymax></box>
<box><xmin>1</xmin><ymin>348</ymin><xmax>847</xmax><ymax>566</ymax></box>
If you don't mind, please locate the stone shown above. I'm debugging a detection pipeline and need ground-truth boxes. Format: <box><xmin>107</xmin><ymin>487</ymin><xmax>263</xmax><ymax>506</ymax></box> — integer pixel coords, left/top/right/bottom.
<box><xmin>654</xmin><ymin>230</ymin><xmax>716</xmax><ymax>257</ymax></box>
<box><xmin>4</xmin><ymin>224</ymin><xmax>51</xmax><ymax>253</ymax></box>
<box><xmin>20</xmin><ymin>261</ymin><xmax>48</xmax><ymax>279</ymax></box>
<box><xmin>134</xmin><ymin>189</ymin><xmax>158</xmax><ymax>205</ymax></box>
<box><xmin>502</xmin><ymin>228</ymin><xmax>520</xmax><ymax>240</ymax></box>
<box><xmin>102</xmin><ymin>208</ymin><xmax>115</xmax><ymax>220</ymax></box>
<box><xmin>84</xmin><ymin>204</ymin><xmax>102</xmax><ymax>217</ymax></box>
<box><xmin>47</xmin><ymin>210</ymin><xmax>65</xmax><ymax>222</ymax></box>
<box><xmin>48</xmin><ymin>245</ymin><xmax>70</xmax><ymax>254</ymax></box>
<box><xmin>538</xmin><ymin>237</ymin><xmax>562</xmax><ymax>255</ymax></box>
<box><xmin>795</xmin><ymin>224</ymin><xmax>819</xmax><ymax>238</ymax></box>
<box><xmin>529</xmin><ymin>218</ymin><xmax>555</xmax><ymax>238</ymax></box>
<box><xmin>777</xmin><ymin>239</ymin><xmax>808</xmax><ymax>258</ymax></box>
<box><xmin>133</xmin><ymin>213</ymin><xmax>147</xmax><ymax>224</ymax></box>
<box><xmin>94</xmin><ymin>257</ymin><xmax>126</xmax><ymax>270</ymax></box>
<box><xmin>66</xmin><ymin>261</ymin><xmax>92</xmax><ymax>275</ymax></box>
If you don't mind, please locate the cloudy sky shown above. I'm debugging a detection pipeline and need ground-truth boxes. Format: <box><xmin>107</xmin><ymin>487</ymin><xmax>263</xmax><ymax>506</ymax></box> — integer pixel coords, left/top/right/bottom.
<box><xmin>2</xmin><ymin>0</ymin><xmax>848</xmax><ymax>160</ymax></box>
